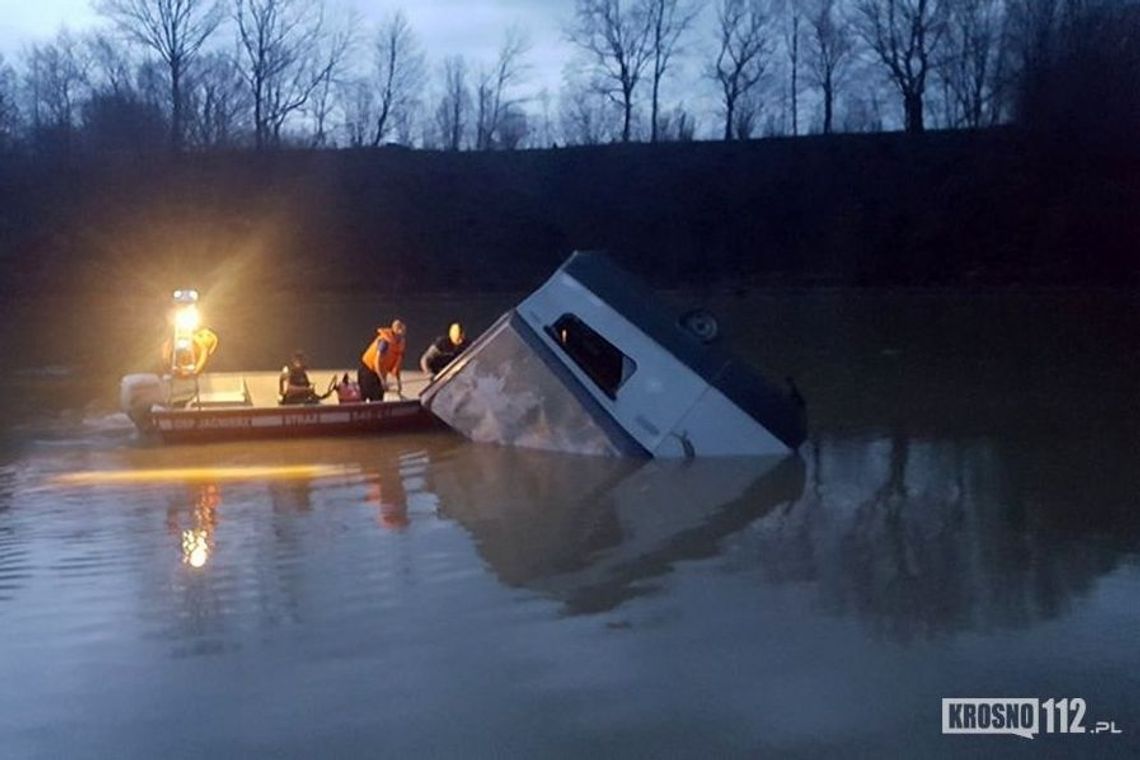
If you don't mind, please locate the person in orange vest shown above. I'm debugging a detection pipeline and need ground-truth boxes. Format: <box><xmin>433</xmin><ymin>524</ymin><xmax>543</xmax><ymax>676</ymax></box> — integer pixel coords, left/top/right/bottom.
<box><xmin>358</xmin><ymin>319</ymin><xmax>407</xmax><ymax>401</ymax></box>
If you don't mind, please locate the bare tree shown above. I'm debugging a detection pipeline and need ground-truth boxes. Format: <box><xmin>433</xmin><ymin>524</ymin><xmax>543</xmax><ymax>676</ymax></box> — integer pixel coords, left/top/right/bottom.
<box><xmin>341</xmin><ymin>79</ymin><xmax>374</xmax><ymax>146</ymax></box>
<box><xmin>186</xmin><ymin>52</ymin><xmax>249</xmax><ymax>147</ymax></box>
<box><xmin>436</xmin><ymin>55</ymin><xmax>471</xmax><ymax>151</ymax></box>
<box><xmin>559</xmin><ymin>75</ymin><xmax>622</xmax><ymax>144</ymax></box>
<box><xmin>735</xmin><ymin>88</ymin><xmax>762</xmax><ymax>136</ymax></box>
<box><xmin>393</xmin><ymin>98</ymin><xmax>420</xmax><ymax>145</ymax></box>
<box><xmin>781</xmin><ymin>0</ymin><xmax>802</xmax><ymax>135</ymax></box>
<box><xmin>474</xmin><ymin>26</ymin><xmax>531</xmax><ymax>150</ymax></box>
<box><xmin>804</xmin><ymin>0</ymin><xmax>856</xmax><ymax>133</ymax></box>
<box><xmin>95</xmin><ymin>0</ymin><xmax>225</xmax><ymax>150</ymax></box>
<box><xmin>370</xmin><ymin>10</ymin><xmax>425</xmax><ymax>146</ymax></box>
<box><xmin>22</xmin><ymin>30</ymin><xmax>89</xmax><ymax>130</ymax></box>
<box><xmin>0</xmin><ymin>54</ymin><xmax>20</xmax><ymax>149</ymax></box>
<box><xmin>854</xmin><ymin>0</ymin><xmax>949</xmax><ymax>134</ymax></box>
<box><xmin>135</xmin><ymin>59</ymin><xmax>170</xmax><ymax>112</ymax></box>
<box><xmin>235</xmin><ymin>0</ymin><xmax>300</xmax><ymax>147</ymax></box>
<box><xmin>307</xmin><ymin>13</ymin><xmax>356</xmax><ymax>147</ymax></box>
<box><xmin>83</xmin><ymin>36</ymin><xmax>166</xmax><ymax>154</ymax></box>
<box><xmin>85</xmin><ymin>33</ymin><xmax>135</xmax><ymax>97</ymax></box>
<box><xmin>646</xmin><ymin>0</ymin><xmax>700</xmax><ymax>142</ymax></box>
<box><xmin>938</xmin><ymin>0</ymin><xmax>1004</xmax><ymax>127</ymax></box>
<box><xmin>712</xmin><ymin>0</ymin><xmax>775</xmax><ymax>140</ymax></box>
<box><xmin>236</xmin><ymin>0</ymin><xmax>337</xmax><ymax>148</ymax></box>
<box><xmin>475</xmin><ymin>78</ymin><xmax>492</xmax><ymax>148</ymax></box>
<box><xmin>657</xmin><ymin>102</ymin><xmax>698</xmax><ymax>139</ymax></box>
<box><xmin>567</xmin><ymin>0</ymin><xmax>656</xmax><ymax>142</ymax></box>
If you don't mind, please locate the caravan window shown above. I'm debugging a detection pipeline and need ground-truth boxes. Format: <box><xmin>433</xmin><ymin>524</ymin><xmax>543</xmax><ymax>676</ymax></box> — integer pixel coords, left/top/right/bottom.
<box><xmin>548</xmin><ymin>314</ymin><xmax>635</xmax><ymax>399</ymax></box>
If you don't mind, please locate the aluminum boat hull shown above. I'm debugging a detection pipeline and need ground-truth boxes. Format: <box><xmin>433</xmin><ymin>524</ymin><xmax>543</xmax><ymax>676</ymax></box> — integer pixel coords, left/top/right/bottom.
<box><xmin>121</xmin><ymin>369</ymin><xmax>439</xmax><ymax>444</ymax></box>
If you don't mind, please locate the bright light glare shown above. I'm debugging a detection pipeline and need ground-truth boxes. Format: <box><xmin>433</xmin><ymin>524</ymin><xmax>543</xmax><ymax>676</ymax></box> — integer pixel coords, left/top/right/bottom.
<box><xmin>174</xmin><ymin>305</ymin><xmax>201</xmax><ymax>331</ymax></box>
<box><xmin>182</xmin><ymin>529</ymin><xmax>209</xmax><ymax>568</ymax></box>
<box><xmin>51</xmin><ymin>464</ymin><xmax>359</xmax><ymax>487</ymax></box>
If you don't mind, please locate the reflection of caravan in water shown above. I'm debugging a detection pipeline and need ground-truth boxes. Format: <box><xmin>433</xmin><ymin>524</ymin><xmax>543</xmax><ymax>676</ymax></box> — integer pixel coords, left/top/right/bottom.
<box><xmin>422</xmin><ymin>252</ymin><xmax>807</xmax><ymax>457</ymax></box>
<box><xmin>430</xmin><ymin>448</ymin><xmax>806</xmax><ymax>613</ymax></box>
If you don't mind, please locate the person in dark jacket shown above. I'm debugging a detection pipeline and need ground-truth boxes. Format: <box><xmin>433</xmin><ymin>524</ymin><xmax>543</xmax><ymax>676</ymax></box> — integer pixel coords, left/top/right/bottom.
<box><xmin>279</xmin><ymin>351</ymin><xmax>318</xmax><ymax>404</ymax></box>
<box><xmin>419</xmin><ymin>322</ymin><xmax>469</xmax><ymax>376</ymax></box>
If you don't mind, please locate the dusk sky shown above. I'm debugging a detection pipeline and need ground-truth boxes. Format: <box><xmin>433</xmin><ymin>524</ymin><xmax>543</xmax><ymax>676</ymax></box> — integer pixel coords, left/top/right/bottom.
<box><xmin>0</xmin><ymin>0</ymin><xmax>731</xmax><ymax>126</ymax></box>
<box><xmin>0</xmin><ymin>0</ymin><xmax>585</xmax><ymax>96</ymax></box>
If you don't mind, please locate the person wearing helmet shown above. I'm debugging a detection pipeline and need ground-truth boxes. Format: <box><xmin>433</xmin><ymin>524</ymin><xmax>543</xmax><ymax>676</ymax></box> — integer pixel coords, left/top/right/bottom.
<box><xmin>419</xmin><ymin>322</ymin><xmax>470</xmax><ymax>377</ymax></box>
<box><xmin>359</xmin><ymin>319</ymin><xmax>407</xmax><ymax>401</ymax></box>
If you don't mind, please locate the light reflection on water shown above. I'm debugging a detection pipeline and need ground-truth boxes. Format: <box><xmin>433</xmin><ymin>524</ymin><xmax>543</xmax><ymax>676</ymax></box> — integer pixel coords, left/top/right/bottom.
<box><xmin>49</xmin><ymin>463</ymin><xmax>362</xmax><ymax>487</ymax></box>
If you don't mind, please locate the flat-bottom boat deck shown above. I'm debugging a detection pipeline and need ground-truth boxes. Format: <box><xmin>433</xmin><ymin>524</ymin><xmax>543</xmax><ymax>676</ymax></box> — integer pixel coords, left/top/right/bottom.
<box><xmin>144</xmin><ymin>369</ymin><xmax>437</xmax><ymax>443</ymax></box>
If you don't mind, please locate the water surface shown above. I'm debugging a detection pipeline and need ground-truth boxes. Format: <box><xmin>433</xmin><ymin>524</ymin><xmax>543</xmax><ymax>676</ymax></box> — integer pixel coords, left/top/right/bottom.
<box><xmin>1</xmin><ymin>291</ymin><xmax>1138</xmax><ymax>758</ymax></box>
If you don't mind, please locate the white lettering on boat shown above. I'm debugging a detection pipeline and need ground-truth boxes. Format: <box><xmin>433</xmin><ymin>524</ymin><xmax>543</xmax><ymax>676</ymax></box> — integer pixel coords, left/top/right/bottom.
<box><xmin>155</xmin><ymin>401</ymin><xmax>420</xmax><ymax>433</ymax></box>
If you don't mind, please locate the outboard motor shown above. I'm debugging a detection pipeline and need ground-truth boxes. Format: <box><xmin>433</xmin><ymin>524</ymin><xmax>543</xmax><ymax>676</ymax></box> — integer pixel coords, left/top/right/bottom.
<box><xmin>120</xmin><ymin>373</ymin><xmax>166</xmax><ymax>432</ymax></box>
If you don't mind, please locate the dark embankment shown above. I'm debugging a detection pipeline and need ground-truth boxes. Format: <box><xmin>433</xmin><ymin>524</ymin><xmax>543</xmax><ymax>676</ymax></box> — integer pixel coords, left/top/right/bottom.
<box><xmin>1</xmin><ymin>127</ymin><xmax>1138</xmax><ymax>297</ymax></box>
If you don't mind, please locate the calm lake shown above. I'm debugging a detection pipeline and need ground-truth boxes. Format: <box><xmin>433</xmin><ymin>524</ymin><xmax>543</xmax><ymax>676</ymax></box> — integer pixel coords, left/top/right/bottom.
<box><xmin>1</xmin><ymin>290</ymin><xmax>1138</xmax><ymax>758</ymax></box>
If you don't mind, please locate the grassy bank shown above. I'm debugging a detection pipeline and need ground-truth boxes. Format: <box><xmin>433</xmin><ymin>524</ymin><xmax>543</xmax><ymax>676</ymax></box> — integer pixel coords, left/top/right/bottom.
<box><xmin>1</xmin><ymin>128</ymin><xmax>1138</xmax><ymax>297</ymax></box>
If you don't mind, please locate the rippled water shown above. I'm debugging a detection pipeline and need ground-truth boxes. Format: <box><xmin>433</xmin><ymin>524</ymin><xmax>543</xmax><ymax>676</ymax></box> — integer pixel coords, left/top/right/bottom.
<box><xmin>2</xmin><ymin>291</ymin><xmax>1139</xmax><ymax>758</ymax></box>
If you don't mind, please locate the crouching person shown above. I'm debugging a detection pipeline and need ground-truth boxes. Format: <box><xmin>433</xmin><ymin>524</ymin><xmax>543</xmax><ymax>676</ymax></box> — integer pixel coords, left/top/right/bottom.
<box><xmin>358</xmin><ymin>319</ymin><xmax>407</xmax><ymax>401</ymax></box>
<box><xmin>420</xmin><ymin>322</ymin><xmax>469</xmax><ymax>377</ymax></box>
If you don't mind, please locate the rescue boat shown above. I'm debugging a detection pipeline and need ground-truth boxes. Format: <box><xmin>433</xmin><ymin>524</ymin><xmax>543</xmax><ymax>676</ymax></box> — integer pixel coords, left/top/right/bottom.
<box><xmin>420</xmin><ymin>251</ymin><xmax>807</xmax><ymax>457</ymax></box>
<box><xmin>120</xmin><ymin>370</ymin><xmax>438</xmax><ymax>444</ymax></box>
<box><xmin>119</xmin><ymin>289</ymin><xmax>438</xmax><ymax>444</ymax></box>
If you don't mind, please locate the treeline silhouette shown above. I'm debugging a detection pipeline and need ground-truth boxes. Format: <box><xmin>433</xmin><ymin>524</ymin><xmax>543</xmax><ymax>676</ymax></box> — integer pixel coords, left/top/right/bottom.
<box><xmin>0</xmin><ymin>1</ymin><xmax>1137</xmax><ymax>294</ymax></box>
<box><xmin>1</xmin><ymin>125</ymin><xmax>1136</xmax><ymax>297</ymax></box>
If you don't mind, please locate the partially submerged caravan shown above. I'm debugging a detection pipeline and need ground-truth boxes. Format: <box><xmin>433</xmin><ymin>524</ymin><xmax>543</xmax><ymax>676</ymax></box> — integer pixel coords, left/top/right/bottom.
<box><xmin>421</xmin><ymin>252</ymin><xmax>807</xmax><ymax>458</ymax></box>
